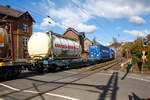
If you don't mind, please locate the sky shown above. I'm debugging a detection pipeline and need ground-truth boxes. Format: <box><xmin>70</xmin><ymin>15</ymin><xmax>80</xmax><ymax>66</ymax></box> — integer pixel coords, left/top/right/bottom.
<box><xmin>1</xmin><ymin>0</ymin><xmax>150</xmax><ymax>45</ymax></box>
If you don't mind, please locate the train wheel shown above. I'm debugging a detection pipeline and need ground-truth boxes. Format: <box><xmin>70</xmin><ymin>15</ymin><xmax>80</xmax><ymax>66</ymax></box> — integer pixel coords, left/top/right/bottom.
<box><xmin>37</xmin><ymin>67</ymin><xmax>44</xmax><ymax>73</ymax></box>
<box><xmin>60</xmin><ymin>66</ymin><xmax>66</xmax><ymax>70</ymax></box>
<box><xmin>37</xmin><ymin>64</ymin><xmax>44</xmax><ymax>73</ymax></box>
<box><xmin>47</xmin><ymin>64</ymin><xmax>57</xmax><ymax>72</ymax></box>
<box><xmin>5</xmin><ymin>69</ymin><xmax>13</xmax><ymax>80</ymax></box>
<box><xmin>13</xmin><ymin>67</ymin><xmax>21</xmax><ymax>78</ymax></box>
<box><xmin>3</xmin><ymin>72</ymin><xmax>8</xmax><ymax>80</ymax></box>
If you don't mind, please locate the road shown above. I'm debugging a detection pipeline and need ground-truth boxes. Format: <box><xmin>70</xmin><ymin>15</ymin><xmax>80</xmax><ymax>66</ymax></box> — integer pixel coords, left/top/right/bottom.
<box><xmin>0</xmin><ymin>63</ymin><xmax>150</xmax><ymax>100</ymax></box>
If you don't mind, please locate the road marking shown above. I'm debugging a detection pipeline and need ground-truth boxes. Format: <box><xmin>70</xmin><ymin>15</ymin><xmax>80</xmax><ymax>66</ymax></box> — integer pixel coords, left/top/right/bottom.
<box><xmin>0</xmin><ymin>83</ymin><xmax>20</xmax><ymax>91</ymax></box>
<box><xmin>64</xmin><ymin>71</ymin><xmax>77</xmax><ymax>74</ymax></box>
<box><xmin>96</xmin><ymin>73</ymin><xmax>112</xmax><ymax>76</ymax></box>
<box><xmin>46</xmin><ymin>93</ymin><xmax>80</xmax><ymax>100</ymax></box>
<box><xmin>23</xmin><ymin>90</ymin><xmax>40</xmax><ymax>93</ymax></box>
<box><xmin>0</xmin><ymin>83</ymin><xmax>80</xmax><ymax>100</ymax></box>
<box><xmin>128</xmin><ymin>76</ymin><xmax>150</xmax><ymax>82</ymax></box>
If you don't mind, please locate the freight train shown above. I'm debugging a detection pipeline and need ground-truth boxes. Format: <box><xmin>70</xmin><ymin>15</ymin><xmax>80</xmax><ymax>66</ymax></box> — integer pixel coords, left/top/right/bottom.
<box><xmin>27</xmin><ymin>31</ymin><xmax>115</xmax><ymax>72</ymax></box>
<box><xmin>0</xmin><ymin>26</ymin><xmax>115</xmax><ymax>80</ymax></box>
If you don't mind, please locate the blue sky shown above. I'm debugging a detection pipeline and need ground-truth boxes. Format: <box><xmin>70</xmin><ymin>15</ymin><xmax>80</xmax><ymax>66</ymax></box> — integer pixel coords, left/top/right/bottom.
<box><xmin>1</xmin><ymin>0</ymin><xmax>150</xmax><ymax>45</ymax></box>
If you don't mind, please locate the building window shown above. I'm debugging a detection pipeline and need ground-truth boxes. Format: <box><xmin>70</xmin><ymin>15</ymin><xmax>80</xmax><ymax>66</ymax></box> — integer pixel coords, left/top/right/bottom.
<box><xmin>23</xmin><ymin>24</ymin><xmax>28</xmax><ymax>32</ymax></box>
<box><xmin>22</xmin><ymin>15</ymin><xmax>28</xmax><ymax>20</ymax></box>
<box><xmin>86</xmin><ymin>43</ymin><xmax>88</xmax><ymax>46</ymax></box>
<box><xmin>23</xmin><ymin>37</ymin><xmax>28</xmax><ymax>47</ymax></box>
<box><xmin>22</xmin><ymin>15</ymin><xmax>26</xmax><ymax>20</ymax></box>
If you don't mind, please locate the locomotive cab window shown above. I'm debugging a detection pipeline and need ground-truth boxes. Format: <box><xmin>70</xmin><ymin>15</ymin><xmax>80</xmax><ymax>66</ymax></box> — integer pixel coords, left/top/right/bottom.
<box><xmin>23</xmin><ymin>24</ymin><xmax>28</xmax><ymax>32</ymax></box>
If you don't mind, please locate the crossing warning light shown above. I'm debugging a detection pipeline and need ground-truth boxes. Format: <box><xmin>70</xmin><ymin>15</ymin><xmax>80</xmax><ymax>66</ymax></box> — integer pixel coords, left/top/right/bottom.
<box><xmin>143</xmin><ymin>38</ymin><xmax>147</xmax><ymax>47</ymax></box>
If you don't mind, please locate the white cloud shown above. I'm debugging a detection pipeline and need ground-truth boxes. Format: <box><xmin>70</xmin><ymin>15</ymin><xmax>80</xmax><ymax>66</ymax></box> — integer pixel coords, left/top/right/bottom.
<box><xmin>129</xmin><ymin>16</ymin><xmax>146</xmax><ymax>26</ymax></box>
<box><xmin>48</xmin><ymin>6</ymin><xmax>96</xmax><ymax>33</ymax></box>
<box><xmin>83</xmin><ymin>0</ymin><xmax>150</xmax><ymax>19</ymax></box>
<box><xmin>33</xmin><ymin>32</ymin><xmax>44</xmax><ymax>34</ymax></box>
<box><xmin>49</xmin><ymin>7</ymin><xmax>81</xmax><ymax>27</ymax></box>
<box><xmin>34</xmin><ymin>0</ymin><xmax>150</xmax><ymax>32</ymax></box>
<box><xmin>35</xmin><ymin>17</ymin><xmax>60</xmax><ymax>30</ymax></box>
<box><xmin>72</xmin><ymin>0</ymin><xmax>81</xmax><ymax>6</ymax></box>
<box><xmin>46</xmin><ymin>0</ymin><xmax>55</xmax><ymax>7</ymax></box>
<box><xmin>35</xmin><ymin>0</ymin><xmax>96</xmax><ymax>33</ymax></box>
<box><xmin>75</xmin><ymin>23</ymin><xmax>97</xmax><ymax>33</ymax></box>
<box><xmin>124</xmin><ymin>29</ymin><xmax>150</xmax><ymax>37</ymax></box>
<box><xmin>98</xmin><ymin>41</ymin><xmax>111</xmax><ymax>46</ymax></box>
<box><xmin>116</xmin><ymin>26</ymin><xmax>121</xmax><ymax>30</ymax></box>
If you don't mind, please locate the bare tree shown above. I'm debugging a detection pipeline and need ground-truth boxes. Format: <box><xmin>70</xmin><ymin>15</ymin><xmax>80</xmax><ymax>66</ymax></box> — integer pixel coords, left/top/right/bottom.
<box><xmin>92</xmin><ymin>36</ymin><xmax>97</xmax><ymax>44</ymax></box>
<box><xmin>111</xmin><ymin>37</ymin><xmax>122</xmax><ymax>57</ymax></box>
<box><xmin>146</xmin><ymin>34</ymin><xmax>150</xmax><ymax>42</ymax></box>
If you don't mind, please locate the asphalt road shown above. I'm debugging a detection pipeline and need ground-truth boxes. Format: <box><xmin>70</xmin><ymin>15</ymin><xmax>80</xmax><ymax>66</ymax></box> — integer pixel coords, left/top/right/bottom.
<box><xmin>0</xmin><ymin>65</ymin><xmax>150</xmax><ymax>100</ymax></box>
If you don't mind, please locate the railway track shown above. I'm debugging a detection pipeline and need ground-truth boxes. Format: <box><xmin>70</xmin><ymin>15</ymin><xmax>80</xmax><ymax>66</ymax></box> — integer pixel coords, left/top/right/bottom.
<box><xmin>77</xmin><ymin>58</ymin><xmax>121</xmax><ymax>71</ymax></box>
<box><xmin>0</xmin><ymin>58</ymin><xmax>121</xmax><ymax>100</ymax></box>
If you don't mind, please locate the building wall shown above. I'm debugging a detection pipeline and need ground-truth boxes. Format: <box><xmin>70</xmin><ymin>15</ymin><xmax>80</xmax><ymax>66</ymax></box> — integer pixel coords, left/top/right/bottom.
<box><xmin>0</xmin><ymin>14</ymin><xmax>33</xmax><ymax>60</ymax></box>
<box><xmin>79</xmin><ymin>36</ymin><xmax>84</xmax><ymax>53</ymax></box>
<box><xmin>64</xmin><ymin>30</ymin><xmax>85</xmax><ymax>53</ymax></box>
<box><xmin>64</xmin><ymin>30</ymin><xmax>79</xmax><ymax>39</ymax></box>
<box><xmin>84</xmin><ymin>39</ymin><xmax>93</xmax><ymax>52</ymax></box>
<box><xmin>15</xmin><ymin>17</ymin><xmax>32</xmax><ymax>59</ymax></box>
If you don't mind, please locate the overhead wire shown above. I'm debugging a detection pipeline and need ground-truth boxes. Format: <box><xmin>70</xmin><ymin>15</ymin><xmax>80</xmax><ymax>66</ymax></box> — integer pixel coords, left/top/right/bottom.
<box><xmin>1</xmin><ymin>0</ymin><xmax>116</xmax><ymax>42</ymax></box>
<box><xmin>71</xmin><ymin>1</ymin><xmax>113</xmax><ymax>43</ymax></box>
<box><xmin>1</xmin><ymin>0</ymin><xmax>70</xmax><ymax>29</ymax></box>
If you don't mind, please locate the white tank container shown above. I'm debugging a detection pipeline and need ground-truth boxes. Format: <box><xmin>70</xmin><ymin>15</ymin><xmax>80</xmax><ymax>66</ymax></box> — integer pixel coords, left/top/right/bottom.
<box><xmin>0</xmin><ymin>28</ymin><xmax>9</xmax><ymax>58</ymax></box>
<box><xmin>28</xmin><ymin>31</ymin><xmax>81</xmax><ymax>60</ymax></box>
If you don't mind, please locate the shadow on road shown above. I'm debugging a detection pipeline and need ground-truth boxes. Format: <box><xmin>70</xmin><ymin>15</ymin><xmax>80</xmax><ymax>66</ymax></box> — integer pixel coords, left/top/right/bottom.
<box><xmin>1</xmin><ymin>71</ymin><xmax>119</xmax><ymax>100</ymax></box>
<box><xmin>121</xmin><ymin>70</ymin><xmax>129</xmax><ymax>80</ymax></box>
<box><xmin>99</xmin><ymin>72</ymin><xmax>119</xmax><ymax>100</ymax></box>
<box><xmin>33</xmin><ymin>83</ymin><xmax>46</xmax><ymax>100</ymax></box>
<box><xmin>128</xmin><ymin>92</ymin><xmax>145</xmax><ymax>100</ymax></box>
<box><xmin>24</xmin><ymin>72</ymin><xmax>119</xmax><ymax>100</ymax></box>
<box><xmin>121</xmin><ymin>64</ymin><xmax>132</xmax><ymax>80</ymax></box>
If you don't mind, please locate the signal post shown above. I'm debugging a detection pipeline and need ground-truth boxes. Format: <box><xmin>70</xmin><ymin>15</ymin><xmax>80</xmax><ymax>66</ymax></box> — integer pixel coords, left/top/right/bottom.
<box><xmin>141</xmin><ymin>39</ymin><xmax>147</xmax><ymax>73</ymax></box>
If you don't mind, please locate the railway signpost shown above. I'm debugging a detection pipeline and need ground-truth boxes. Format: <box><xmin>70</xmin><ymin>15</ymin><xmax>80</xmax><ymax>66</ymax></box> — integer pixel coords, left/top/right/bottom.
<box><xmin>141</xmin><ymin>38</ymin><xmax>147</xmax><ymax>73</ymax></box>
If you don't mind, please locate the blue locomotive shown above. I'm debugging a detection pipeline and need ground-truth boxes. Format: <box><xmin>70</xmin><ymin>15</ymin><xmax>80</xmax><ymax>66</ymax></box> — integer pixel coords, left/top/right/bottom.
<box><xmin>89</xmin><ymin>44</ymin><xmax>115</xmax><ymax>60</ymax></box>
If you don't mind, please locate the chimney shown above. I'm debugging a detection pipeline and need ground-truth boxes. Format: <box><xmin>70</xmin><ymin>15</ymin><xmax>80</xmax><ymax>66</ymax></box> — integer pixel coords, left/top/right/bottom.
<box><xmin>6</xmin><ymin>5</ymin><xmax>10</xmax><ymax>8</ymax></box>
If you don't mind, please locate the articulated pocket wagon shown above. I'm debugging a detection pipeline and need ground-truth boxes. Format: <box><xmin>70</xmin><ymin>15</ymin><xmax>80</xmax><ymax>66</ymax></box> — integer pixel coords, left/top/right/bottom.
<box><xmin>0</xmin><ymin>26</ymin><xmax>27</xmax><ymax>80</ymax></box>
<box><xmin>0</xmin><ymin>27</ymin><xmax>9</xmax><ymax>58</ymax></box>
<box><xmin>89</xmin><ymin>44</ymin><xmax>115</xmax><ymax>62</ymax></box>
<box><xmin>28</xmin><ymin>31</ymin><xmax>82</xmax><ymax>72</ymax></box>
